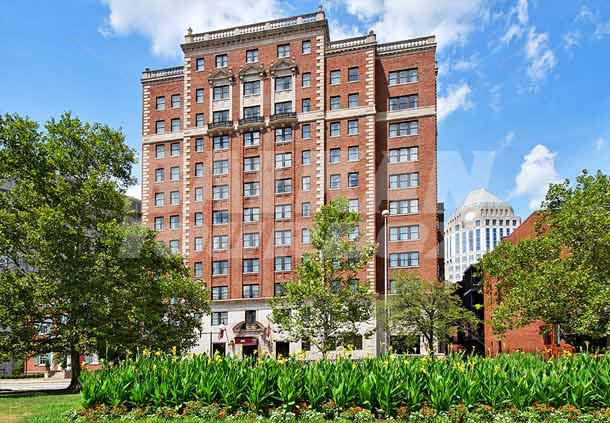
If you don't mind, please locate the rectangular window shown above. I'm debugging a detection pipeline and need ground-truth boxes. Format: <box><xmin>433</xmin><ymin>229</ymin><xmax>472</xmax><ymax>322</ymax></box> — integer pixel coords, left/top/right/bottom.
<box><xmin>330</xmin><ymin>121</ymin><xmax>340</xmax><ymax>137</ymax></box>
<box><xmin>275</xmin><ymin>178</ymin><xmax>292</xmax><ymax>194</ymax></box>
<box><xmin>329</xmin><ymin>148</ymin><xmax>340</xmax><ymax>163</ymax></box>
<box><xmin>389</xmin><ymin>121</ymin><xmax>418</xmax><ymax>137</ymax></box>
<box><xmin>243</xmin><ymin>207</ymin><xmax>260</xmax><ymax>223</ymax></box>
<box><xmin>277</xmin><ymin>44</ymin><xmax>290</xmax><ymax>58</ymax></box>
<box><xmin>196</xmin><ymin>113</ymin><xmax>204</xmax><ymax>127</ymax></box>
<box><xmin>348</xmin><ymin>93</ymin><xmax>359</xmax><ymax>108</ymax></box>
<box><xmin>155</xmin><ymin>168</ymin><xmax>165</xmax><ymax>182</ymax></box>
<box><xmin>243</xmin><ymin>259</ymin><xmax>260</xmax><ymax>274</ymax></box>
<box><xmin>348</xmin><ymin>119</ymin><xmax>358</xmax><ymax>135</ymax></box>
<box><xmin>389</xmin><ymin>172</ymin><xmax>419</xmax><ymax>189</ymax></box>
<box><xmin>274</xmin><ymin>101</ymin><xmax>292</xmax><ymax>114</ymax></box>
<box><xmin>275</xmin><ymin>230</ymin><xmax>292</xmax><ymax>246</ymax></box>
<box><xmin>275</xmin><ymin>204</ymin><xmax>292</xmax><ymax>220</ymax></box>
<box><xmin>154</xmin><ymin>192</ymin><xmax>164</xmax><ymax>207</ymax></box>
<box><xmin>389</xmin><ymin>252</ymin><xmax>420</xmax><ymax>268</ymax></box>
<box><xmin>212</xmin><ymin>260</ymin><xmax>229</xmax><ymax>276</ymax></box>
<box><xmin>155</xmin><ymin>144</ymin><xmax>165</xmax><ymax>158</ymax></box>
<box><xmin>216</xmin><ymin>54</ymin><xmax>228</xmax><ymax>68</ymax></box>
<box><xmin>302</xmin><ymin>40</ymin><xmax>311</xmax><ymax>54</ymax></box>
<box><xmin>195</xmin><ymin>138</ymin><xmax>204</xmax><ymax>152</ymax></box>
<box><xmin>213</xmin><ymin>85</ymin><xmax>230</xmax><ymax>100</ymax></box>
<box><xmin>194</xmin><ymin>236</ymin><xmax>203</xmax><ymax>252</ymax></box>
<box><xmin>274</xmin><ymin>256</ymin><xmax>292</xmax><ymax>272</ymax></box>
<box><xmin>212</xmin><ymin>235</ymin><xmax>228</xmax><ymax>251</ymax></box>
<box><xmin>213</xmin><ymin>110</ymin><xmax>229</xmax><ymax>123</ymax></box>
<box><xmin>169</xmin><ymin>240</ymin><xmax>179</xmax><ymax>254</ymax></box>
<box><xmin>212</xmin><ymin>210</ymin><xmax>229</xmax><ymax>225</ymax></box>
<box><xmin>155</xmin><ymin>120</ymin><xmax>165</xmax><ymax>134</ymax></box>
<box><xmin>302</xmin><ymin>176</ymin><xmax>311</xmax><ymax>191</ymax></box>
<box><xmin>301</xmin><ymin>98</ymin><xmax>311</xmax><ymax>112</ymax></box>
<box><xmin>170</xmin><ymin>190</ymin><xmax>180</xmax><ymax>205</ymax></box>
<box><xmin>301</xmin><ymin>228</ymin><xmax>311</xmax><ymax>244</ymax></box>
<box><xmin>348</xmin><ymin>199</ymin><xmax>359</xmax><ymax>213</ymax></box>
<box><xmin>211</xmin><ymin>311</ymin><xmax>228</xmax><ymax>326</ymax></box>
<box><xmin>348</xmin><ymin>67</ymin><xmax>359</xmax><ymax>82</ymax></box>
<box><xmin>154</xmin><ymin>217</ymin><xmax>163</xmax><ymax>231</ymax></box>
<box><xmin>275</xmin><ymin>127</ymin><xmax>292</xmax><ymax>143</ymax></box>
<box><xmin>243</xmin><ymin>81</ymin><xmax>261</xmax><ymax>97</ymax></box>
<box><xmin>245</xmin><ymin>310</ymin><xmax>257</xmax><ymax>324</ymax></box>
<box><xmin>194</xmin><ymin>187</ymin><xmax>203</xmax><ymax>201</ymax></box>
<box><xmin>243</xmin><ymin>232</ymin><xmax>260</xmax><ymax>248</ymax></box>
<box><xmin>211</xmin><ymin>286</ymin><xmax>228</xmax><ymax>300</ymax></box>
<box><xmin>196</xmin><ymin>57</ymin><xmax>205</xmax><ymax>71</ymax></box>
<box><xmin>171</xmin><ymin>118</ymin><xmax>180</xmax><ymax>132</ymax></box>
<box><xmin>243</xmin><ymin>181</ymin><xmax>259</xmax><ymax>197</ymax></box>
<box><xmin>194</xmin><ymin>262</ymin><xmax>203</xmax><ymax>278</ymax></box>
<box><xmin>169</xmin><ymin>215</ymin><xmax>180</xmax><ymax>230</ymax></box>
<box><xmin>242</xmin><ymin>106</ymin><xmax>260</xmax><ymax>120</ymax></box>
<box><xmin>389</xmin><ymin>225</ymin><xmax>420</xmax><ymax>241</ymax></box>
<box><xmin>212</xmin><ymin>185</ymin><xmax>229</xmax><ymax>200</ymax></box>
<box><xmin>213</xmin><ymin>159</ymin><xmax>228</xmax><ymax>175</ymax></box>
<box><xmin>330</xmin><ymin>96</ymin><xmax>340</xmax><ymax>110</ymax></box>
<box><xmin>348</xmin><ymin>227</ymin><xmax>359</xmax><ymax>241</ymax></box>
<box><xmin>171</xmin><ymin>94</ymin><xmax>180</xmax><ymax>108</ymax></box>
<box><xmin>194</xmin><ymin>162</ymin><xmax>204</xmax><ymax>177</ymax></box>
<box><xmin>330</xmin><ymin>70</ymin><xmax>341</xmax><ymax>85</ymax></box>
<box><xmin>243</xmin><ymin>156</ymin><xmax>260</xmax><ymax>172</ymax></box>
<box><xmin>302</xmin><ymin>150</ymin><xmax>311</xmax><ymax>165</ymax></box>
<box><xmin>170</xmin><ymin>142</ymin><xmax>180</xmax><ymax>157</ymax></box>
<box><xmin>243</xmin><ymin>284</ymin><xmax>260</xmax><ymax>298</ymax></box>
<box><xmin>275</xmin><ymin>152</ymin><xmax>292</xmax><ymax>169</ymax></box>
<box><xmin>389</xmin><ymin>68</ymin><xmax>418</xmax><ymax>85</ymax></box>
<box><xmin>156</xmin><ymin>96</ymin><xmax>165</xmax><ymax>110</ymax></box>
<box><xmin>329</xmin><ymin>174</ymin><xmax>340</xmax><ymax>189</ymax></box>
<box><xmin>246</xmin><ymin>49</ymin><xmax>259</xmax><ymax>63</ymax></box>
<box><xmin>170</xmin><ymin>166</ymin><xmax>180</xmax><ymax>181</ymax></box>
<box><xmin>275</xmin><ymin>76</ymin><xmax>292</xmax><ymax>92</ymax></box>
<box><xmin>244</xmin><ymin>131</ymin><xmax>260</xmax><ymax>147</ymax></box>
<box><xmin>389</xmin><ymin>95</ymin><xmax>418</xmax><ymax>111</ymax></box>
<box><xmin>389</xmin><ymin>147</ymin><xmax>419</xmax><ymax>163</ymax></box>
<box><xmin>348</xmin><ymin>172</ymin><xmax>359</xmax><ymax>187</ymax></box>
<box><xmin>213</xmin><ymin>135</ymin><xmax>230</xmax><ymax>150</ymax></box>
<box><xmin>194</xmin><ymin>212</ymin><xmax>203</xmax><ymax>226</ymax></box>
<box><xmin>301</xmin><ymin>202</ymin><xmax>311</xmax><ymax>217</ymax></box>
<box><xmin>389</xmin><ymin>199</ymin><xmax>419</xmax><ymax>215</ymax></box>
<box><xmin>348</xmin><ymin>146</ymin><xmax>359</xmax><ymax>161</ymax></box>
<box><xmin>302</xmin><ymin>72</ymin><xmax>311</xmax><ymax>87</ymax></box>
<box><xmin>302</xmin><ymin>123</ymin><xmax>311</xmax><ymax>138</ymax></box>
<box><xmin>196</xmin><ymin>88</ymin><xmax>204</xmax><ymax>103</ymax></box>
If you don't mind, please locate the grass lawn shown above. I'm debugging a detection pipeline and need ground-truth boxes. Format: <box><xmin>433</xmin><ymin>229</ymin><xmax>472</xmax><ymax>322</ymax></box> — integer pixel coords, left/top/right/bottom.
<box><xmin>0</xmin><ymin>393</ymin><xmax>80</xmax><ymax>423</ymax></box>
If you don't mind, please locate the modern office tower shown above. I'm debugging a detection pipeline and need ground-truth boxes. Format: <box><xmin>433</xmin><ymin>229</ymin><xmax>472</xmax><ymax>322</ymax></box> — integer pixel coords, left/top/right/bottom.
<box><xmin>141</xmin><ymin>6</ymin><xmax>439</xmax><ymax>357</ymax></box>
<box><xmin>444</xmin><ymin>188</ymin><xmax>521</xmax><ymax>283</ymax></box>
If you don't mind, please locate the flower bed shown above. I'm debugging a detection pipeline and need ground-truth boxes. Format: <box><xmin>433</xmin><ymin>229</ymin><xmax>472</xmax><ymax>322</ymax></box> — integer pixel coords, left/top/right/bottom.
<box><xmin>79</xmin><ymin>353</ymin><xmax>610</xmax><ymax>420</ymax></box>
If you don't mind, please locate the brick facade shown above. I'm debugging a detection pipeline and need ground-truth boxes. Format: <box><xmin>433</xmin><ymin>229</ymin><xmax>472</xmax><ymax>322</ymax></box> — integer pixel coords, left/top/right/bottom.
<box><xmin>141</xmin><ymin>8</ymin><xmax>439</xmax><ymax>358</ymax></box>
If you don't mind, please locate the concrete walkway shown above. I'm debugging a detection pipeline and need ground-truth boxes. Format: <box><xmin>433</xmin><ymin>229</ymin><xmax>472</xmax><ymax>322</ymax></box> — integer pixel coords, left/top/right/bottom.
<box><xmin>0</xmin><ymin>377</ymin><xmax>70</xmax><ymax>392</ymax></box>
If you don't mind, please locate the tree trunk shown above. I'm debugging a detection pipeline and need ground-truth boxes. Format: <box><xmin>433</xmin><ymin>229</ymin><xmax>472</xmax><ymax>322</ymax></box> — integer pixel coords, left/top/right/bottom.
<box><xmin>67</xmin><ymin>350</ymin><xmax>81</xmax><ymax>392</ymax></box>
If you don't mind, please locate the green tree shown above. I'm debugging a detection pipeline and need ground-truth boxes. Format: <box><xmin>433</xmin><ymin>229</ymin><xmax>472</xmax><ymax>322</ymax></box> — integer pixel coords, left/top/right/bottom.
<box><xmin>0</xmin><ymin>113</ymin><xmax>209</xmax><ymax>390</ymax></box>
<box><xmin>388</xmin><ymin>272</ymin><xmax>479</xmax><ymax>355</ymax></box>
<box><xmin>271</xmin><ymin>197</ymin><xmax>376</xmax><ymax>357</ymax></box>
<box><xmin>480</xmin><ymin>170</ymin><xmax>610</xmax><ymax>340</ymax></box>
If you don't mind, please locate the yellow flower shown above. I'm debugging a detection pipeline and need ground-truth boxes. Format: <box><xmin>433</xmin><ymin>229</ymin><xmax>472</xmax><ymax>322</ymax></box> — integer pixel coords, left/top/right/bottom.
<box><xmin>143</xmin><ymin>348</ymin><xmax>150</xmax><ymax>357</ymax></box>
<box><xmin>155</xmin><ymin>351</ymin><xmax>161</xmax><ymax>357</ymax></box>
<box><xmin>171</xmin><ymin>346</ymin><xmax>177</xmax><ymax>356</ymax></box>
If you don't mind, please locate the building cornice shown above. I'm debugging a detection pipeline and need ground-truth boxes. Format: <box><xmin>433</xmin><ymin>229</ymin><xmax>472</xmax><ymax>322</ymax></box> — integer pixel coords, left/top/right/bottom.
<box><xmin>376</xmin><ymin>36</ymin><xmax>436</xmax><ymax>56</ymax></box>
<box><xmin>327</xmin><ymin>32</ymin><xmax>377</xmax><ymax>55</ymax></box>
<box><xmin>141</xmin><ymin>66</ymin><xmax>184</xmax><ymax>84</ymax></box>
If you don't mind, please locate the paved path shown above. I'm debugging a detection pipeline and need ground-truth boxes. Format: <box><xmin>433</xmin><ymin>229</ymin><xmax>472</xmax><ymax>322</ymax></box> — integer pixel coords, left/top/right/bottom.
<box><xmin>0</xmin><ymin>378</ymin><xmax>70</xmax><ymax>392</ymax></box>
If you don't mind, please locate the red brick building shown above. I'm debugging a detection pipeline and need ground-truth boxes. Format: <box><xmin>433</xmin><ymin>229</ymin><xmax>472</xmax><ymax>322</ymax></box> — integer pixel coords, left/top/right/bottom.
<box><xmin>141</xmin><ymin>7</ymin><xmax>439</xmax><ymax>358</ymax></box>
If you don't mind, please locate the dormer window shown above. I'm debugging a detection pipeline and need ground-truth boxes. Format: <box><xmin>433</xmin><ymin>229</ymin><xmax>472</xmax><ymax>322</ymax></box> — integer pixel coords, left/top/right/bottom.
<box><xmin>216</xmin><ymin>54</ymin><xmax>228</xmax><ymax>68</ymax></box>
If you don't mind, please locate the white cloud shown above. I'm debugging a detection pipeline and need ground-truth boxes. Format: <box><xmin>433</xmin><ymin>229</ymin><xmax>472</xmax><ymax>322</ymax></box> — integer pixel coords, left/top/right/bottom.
<box><xmin>575</xmin><ymin>5</ymin><xmax>610</xmax><ymax>40</ymax></box>
<box><xmin>500</xmin><ymin>0</ymin><xmax>528</xmax><ymax>43</ymax></box>
<box><xmin>513</xmin><ymin>144</ymin><xmax>561</xmax><ymax>209</ymax></box>
<box><xmin>338</xmin><ymin>0</ymin><xmax>484</xmax><ymax>50</ymax></box>
<box><xmin>563</xmin><ymin>30</ymin><xmax>581</xmax><ymax>50</ymax></box>
<box><xmin>495</xmin><ymin>131</ymin><xmax>515</xmax><ymax>154</ymax></box>
<box><xmin>488</xmin><ymin>83</ymin><xmax>502</xmax><ymax>112</ymax></box>
<box><xmin>595</xmin><ymin>137</ymin><xmax>606</xmax><ymax>151</ymax></box>
<box><xmin>437</xmin><ymin>83</ymin><xmax>473</xmax><ymax>121</ymax></box>
<box><xmin>99</xmin><ymin>0</ymin><xmax>281</xmax><ymax>57</ymax></box>
<box><xmin>525</xmin><ymin>28</ymin><xmax>557</xmax><ymax>83</ymax></box>
<box><xmin>126</xmin><ymin>184</ymin><xmax>142</xmax><ymax>200</ymax></box>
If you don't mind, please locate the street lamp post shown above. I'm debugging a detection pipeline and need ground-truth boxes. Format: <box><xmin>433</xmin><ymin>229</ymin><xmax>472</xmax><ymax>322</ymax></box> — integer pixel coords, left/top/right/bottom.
<box><xmin>381</xmin><ymin>209</ymin><xmax>389</xmax><ymax>354</ymax></box>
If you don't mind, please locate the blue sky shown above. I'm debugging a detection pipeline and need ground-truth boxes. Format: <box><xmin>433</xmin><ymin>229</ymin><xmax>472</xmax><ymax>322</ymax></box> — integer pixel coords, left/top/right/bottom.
<box><xmin>1</xmin><ymin>0</ymin><xmax>609</xmax><ymax>219</ymax></box>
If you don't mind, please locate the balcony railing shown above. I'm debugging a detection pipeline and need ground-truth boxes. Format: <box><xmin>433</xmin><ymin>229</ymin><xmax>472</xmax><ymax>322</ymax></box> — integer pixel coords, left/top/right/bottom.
<box><xmin>270</xmin><ymin>112</ymin><xmax>297</xmax><ymax>126</ymax></box>
<box><xmin>238</xmin><ymin>116</ymin><xmax>265</xmax><ymax>128</ymax></box>
<box><xmin>207</xmin><ymin>120</ymin><xmax>234</xmax><ymax>134</ymax></box>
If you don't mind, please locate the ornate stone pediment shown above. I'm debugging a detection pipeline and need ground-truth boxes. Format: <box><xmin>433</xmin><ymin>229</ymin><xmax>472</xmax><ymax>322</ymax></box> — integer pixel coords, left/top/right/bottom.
<box><xmin>239</xmin><ymin>62</ymin><xmax>265</xmax><ymax>78</ymax></box>
<box><xmin>208</xmin><ymin>68</ymin><xmax>234</xmax><ymax>85</ymax></box>
<box><xmin>269</xmin><ymin>57</ymin><xmax>297</xmax><ymax>76</ymax></box>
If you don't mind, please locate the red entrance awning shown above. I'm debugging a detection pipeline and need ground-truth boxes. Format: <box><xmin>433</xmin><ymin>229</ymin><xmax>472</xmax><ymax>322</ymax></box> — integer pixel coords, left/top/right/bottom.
<box><xmin>234</xmin><ymin>337</ymin><xmax>258</xmax><ymax>346</ymax></box>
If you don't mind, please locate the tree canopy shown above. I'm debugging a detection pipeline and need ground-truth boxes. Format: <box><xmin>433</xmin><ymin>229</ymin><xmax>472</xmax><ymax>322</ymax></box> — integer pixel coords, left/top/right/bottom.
<box><xmin>0</xmin><ymin>113</ymin><xmax>209</xmax><ymax>390</ymax></box>
<box><xmin>480</xmin><ymin>170</ymin><xmax>610</xmax><ymax>340</ymax></box>
<box><xmin>271</xmin><ymin>197</ymin><xmax>376</xmax><ymax>357</ymax></box>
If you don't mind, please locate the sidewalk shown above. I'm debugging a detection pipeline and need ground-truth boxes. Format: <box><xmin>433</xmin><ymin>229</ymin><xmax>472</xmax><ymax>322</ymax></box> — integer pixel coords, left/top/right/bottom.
<box><xmin>0</xmin><ymin>376</ymin><xmax>70</xmax><ymax>392</ymax></box>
